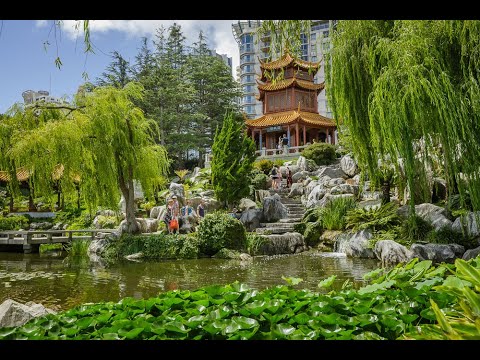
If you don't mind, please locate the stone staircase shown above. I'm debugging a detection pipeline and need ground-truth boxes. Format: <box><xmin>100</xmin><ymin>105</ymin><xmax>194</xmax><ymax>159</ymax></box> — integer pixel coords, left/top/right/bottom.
<box><xmin>256</xmin><ymin>180</ymin><xmax>306</xmax><ymax>235</ymax></box>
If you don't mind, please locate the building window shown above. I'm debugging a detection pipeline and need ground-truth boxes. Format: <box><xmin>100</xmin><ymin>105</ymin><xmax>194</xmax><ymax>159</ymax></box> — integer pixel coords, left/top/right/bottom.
<box><xmin>241</xmin><ymin>34</ymin><xmax>253</xmax><ymax>44</ymax></box>
<box><xmin>310</xmin><ymin>33</ymin><xmax>316</xmax><ymax>42</ymax></box>
<box><xmin>311</xmin><ymin>55</ymin><xmax>317</xmax><ymax>62</ymax></box>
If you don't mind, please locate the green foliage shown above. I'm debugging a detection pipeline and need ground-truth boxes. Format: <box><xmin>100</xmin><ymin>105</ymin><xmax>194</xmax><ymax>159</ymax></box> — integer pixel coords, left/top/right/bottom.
<box><xmin>4</xmin><ymin>258</ymin><xmax>480</xmax><ymax>340</ymax></box>
<box><xmin>399</xmin><ymin>215</ymin><xmax>433</xmax><ymax>244</ymax></box>
<box><xmin>245</xmin><ymin>232</ymin><xmax>267</xmax><ymax>256</ymax></box>
<box><xmin>64</xmin><ymin>239</ymin><xmax>90</xmax><ymax>256</ymax></box>
<box><xmin>321</xmin><ymin>196</ymin><xmax>357</xmax><ymax>230</ymax></box>
<box><xmin>0</xmin><ymin>215</ymin><xmax>29</xmax><ymax>230</ymax></box>
<box><xmin>424</xmin><ymin>226</ymin><xmax>476</xmax><ymax>249</ymax></box>
<box><xmin>253</xmin><ymin>159</ymin><xmax>274</xmax><ymax>175</ymax></box>
<box><xmin>196</xmin><ymin>212</ymin><xmax>247</xmax><ymax>256</ymax></box>
<box><xmin>140</xmin><ymin>201</ymin><xmax>156</xmax><ymax>213</ymax></box>
<box><xmin>116</xmin><ymin>233</ymin><xmax>199</xmax><ymax>260</ymax></box>
<box><xmin>251</xmin><ymin>173</ymin><xmax>269</xmax><ymax>190</ymax></box>
<box><xmin>293</xmin><ymin>222</ymin><xmax>306</xmax><ymax>234</ymax></box>
<box><xmin>211</xmin><ymin>112</ymin><xmax>256</xmax><ymax>207</ymax></box>
<box><xmin>303</xmin><ymin>221</ymin><xmax>323</xmax><ymax>247</ymax></box>
<box><xmin>95</xmin><ymin>215</ymin><xmax>119</xmax><ymax>229</ymax></box>
<box><xmin>301</xmin><ymin>142</ymin><xmax>337</xmax><ymax>166</ymax></box>
<box><xmin>174</xmin><ymin>169</ymin><xmax>189</xmax><ymax>183</ymax></box>
<box><xmin>345</xmin><ymin>202</ymin><xmax>401</xmax><ymax>233</ymax></box>
<box><xmin>3</xmin><ymin>82</ymin><xmax>169</xmax><ymax>235</ymax></box>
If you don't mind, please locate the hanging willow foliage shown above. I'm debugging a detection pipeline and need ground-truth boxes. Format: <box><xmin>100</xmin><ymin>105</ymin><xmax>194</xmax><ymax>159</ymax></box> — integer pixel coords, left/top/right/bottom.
<box><xmin>2</xmin><ymin>82</ymin><xmax>170</xmax><ymax>234</ymax></box>
<box><xmin>257</xmin><ymin>20</ymin><xmax>480</xmax><ymax>214</ymax></box>
<box><xmin>326</xmin><ymin>20</ymin><xmax>480</xmax><ymax>213</ymax></box>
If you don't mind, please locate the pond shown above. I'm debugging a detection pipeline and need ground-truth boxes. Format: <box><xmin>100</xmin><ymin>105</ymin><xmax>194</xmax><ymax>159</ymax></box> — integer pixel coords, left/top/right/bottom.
<box><xmin>0</xmin><ymin>250</ymin><xmax>380</xmax><ymax>312</ymax></box>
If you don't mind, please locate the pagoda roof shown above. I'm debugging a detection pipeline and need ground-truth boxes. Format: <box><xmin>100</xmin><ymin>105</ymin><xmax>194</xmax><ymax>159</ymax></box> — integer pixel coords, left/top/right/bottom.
<box><xmin>246</xmin><ymin>110</ymin><xmax>336</xmax><ymax>129</ymax></box>
<box><xmin>0</xmin><ymin>164</ymin><xmax>79</xmax><ymax>183</ymax></box>
<box><xmin>259</xmin><ymin>51</ymin><xmax>321</xmax><ymax>72</ymax></box>
<box><xmin>257</xmin><ymin>78</ymin><xmax>325</xmax><ymax>92</ymax></box>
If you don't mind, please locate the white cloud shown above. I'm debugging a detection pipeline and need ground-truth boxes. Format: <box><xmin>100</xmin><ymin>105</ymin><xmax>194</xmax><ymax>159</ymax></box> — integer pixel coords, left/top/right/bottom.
<box><xmin>35</xmin><ymin>20</ymin><xmax>240</xmax><ymax>75</ymax></box>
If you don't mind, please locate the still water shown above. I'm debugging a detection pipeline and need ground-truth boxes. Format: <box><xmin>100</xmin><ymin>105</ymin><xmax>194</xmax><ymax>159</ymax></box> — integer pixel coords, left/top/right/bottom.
<box><xmin>0</xmin><ymin>251</ymin><xmax>380</xmax><ymax>312</ymax></box>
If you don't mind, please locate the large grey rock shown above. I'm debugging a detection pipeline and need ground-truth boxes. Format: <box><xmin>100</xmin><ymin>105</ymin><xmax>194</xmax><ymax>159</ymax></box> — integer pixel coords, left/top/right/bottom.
<box><xmin>0</xmin><ymin>299</ymin><xmax>56</xmax><ymax>329</ymax></box>
<box><xmin>239</xmin><ymin>198</ymin><xmax>257</xmax><ymax>212</ymax></box>
<box><xmin>258</xmin><ymin>232</ymin><xmax>307</xmax><ymax>255</ymax></box>
<box><xmin>452</xmin><ymin>211</ymin><xmax>480</xmax><ymax>239</ymax></box>
<box><xmin>334</xmin><ymin>229</ymin><xmax>376</xmax><ymax>258</ymax></box>
<box><xmin>462</xmin><ymin>246</ymin><xmax>480</xmax><ymax>261</ymax></box>
<box><xmin>374</xmin><ymin>240</ymin><xmax>413</xmax><ymax>267</ymax></box>
<box><xmin>288</xmin><ymin>183</ymin><xmax>304</xmax><ymax>197</ymax></box>
<box><xmin>263</xmin><ymin>194</ymin><xmax>288</xmax><ymax>222</ymax></box>
<box><xmin>240</xmin><ymin>209</ymin><xmax>264</xmax><ymax>232</ymax></box>
<box><xmin>96</xmin><ymin>209</ymin><xmax>117</xmax><ymax>217</ymax></box>
<box><xmin>254</xmin><ymin>190</ymin><xmax>271</xmax><ymax>204</ymax></box>
<box><xmin>189</xmin><ymin>197</ymin><xmax>222</xmax><ymax>214</ymax></box>
<box><xmin>432</xmin><ymin>178</ymin><xmax>447</xmax><ymax>202</ymax></box>
<box><xmin>410</xmin><ymin>243</ymin><xmax>465</xmax><ymax>264</ymax></box>
<box><xmin>169</xmin><ymin>182</ymin><xmax>186</xmax><ymax>206</ymax></box>
<box><xmin>330</xmin><ymin>184</ymin><xmax>359</xmax><ymax>195</ymax></box>
<box><xmin>398</xmin><ymin>203</ymin><xmax>453</xmax><ymax>231</ymax></box>
<box><xmin>316</xmin><ymin>166</ymin><xmax>347</xmax><ymax>180</ymax></box>
<box><xmin>326</xmin><ymin>178</ymin><xmax>346</xmax><ymax>188</ymax></box>
<box><xmin>340</xmin><ymin>154</ymin><xmax>359</xmax><ymax>177</ymax></box>
<box><xmin>304</xmin><ymin>180</ymin><xmax>321</xmax><ymax>198</ymax></box>
<box><xmin>292</xmin><ymin>170</ymin><xmax>309</xmax><ymax>183</ymax></box>
<box><xmin>150</xmin><ymin>206</ymin><xmax>164</xmax><ymax>220</ymax></box>
<box><xmin>306</xmin><ymin>185</ymin><xmax>328</xmax><ymax>208</ymax></box>
<box><xmin>199</xmin><ymin>190</ymin><xmax>215</xmax><ymax>198</ymax></box>
<box><xmin>297</xmin><ymin>156</ymin><xmax>318</xmax><ymax>172</ymax></box>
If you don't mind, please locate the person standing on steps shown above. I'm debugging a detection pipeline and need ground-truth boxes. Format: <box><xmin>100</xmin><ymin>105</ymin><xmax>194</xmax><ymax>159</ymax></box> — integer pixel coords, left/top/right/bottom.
<box><xmin>286</xmin><ymin>166</ymin><xmax>293</xmax><ymax>188</ymax></box>
<box><xmin>197</xmin><ymin>199</ymin><xmax>206</xmax><ymax>219</ymax></box>
<box><xmin>270</xmin><ymin>165</ymin><xmax>279</xmax><ymax>190</ymax></box>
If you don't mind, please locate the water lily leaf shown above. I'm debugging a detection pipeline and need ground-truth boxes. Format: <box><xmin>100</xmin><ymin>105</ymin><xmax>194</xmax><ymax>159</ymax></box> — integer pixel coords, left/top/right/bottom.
<box><xmin>190</xmin><ymin>290</ymin><xmax>208</xmax><ymax>301</ymax></box>
<box><xmin>61</xmin><ymin>326</ymin><xmax>79</xmax><ymax>337</ymax></box>
<box><xmin>293</xmin><ymin>312</ymin><xmax>310</xmax><ymax>325</ymax></box>
<box><xmin>357</xmin><ymin>280</ymin><xmax>395</xmax><ymax>295</ymax></box>
<box><xmin>372</xmin><ymin>302</ymin><xmax>397</xmax><ymax>314</ymax></box>
<box><xmin>231</xmin><ymin>282</ymin><xmax>251</xmax><ymax>292</ymax></box>
<box><xmin>224</xmin><ymin>320</ymin><xmax>241</xmax><ymax>334</ymax></box>
<box><xmin>203</xmin><ymin>320</ymin><xmax>227</xmax><ymax>335</ymax></box>
<box><xmin>203</xmin><ymin>284</ymin><xmax>226</xmax><ymax>297</ymax></box>
<box><xmin>244</xmin><ymin>300</ymin><xmax>266</xmax><ymax>316</ymax></box>
<box><xmin>275</xmin><ymin>323</ymin><xmax>295</xmax><ymax>336</ymax></box>
<box><xmin>399</xmin><ymin>314</ymin><xmax>419</xmax><ymax>324</ymax></box>
<box><xmin>233</xmin><ymin>316</ymin><xmax>258</xmax><ymax>330</ymax></box>
<box><xmin>210</xmin><ymin>298</ymin><xmax>226</xmax><ymax>305</ymax></box>
<box><xmin>409</xmin><ymin>260</ymin><xmax>433</xmax><ymax>282</ymax></box>
<box><xmin>164</xmin><ymin>321</ymin><xmax>188</xmax><ymax>334</ymax></box>
<box><xmin>352</xmin><ymin>305</ymin><xmax>370</xmax><ymax>314</ymax></box>
<box><xmin>318</xmin><ymin>275</ymin><xmax>336</xmax><ymax>289</ymax></box>
<box><xmin>223</xmin><ymin>292</ymin><xmax>241</xmax><ymax>303</ymax></box>
<box><xmin>316</xmin><ymin>313</ymin><xmax>342</xmax><ymax>325</ymax></box>
<box><xmin>292</xmin><ymin>300</ymin><xmax>310</xmax><ymax>312</ymax></box>
<box><xmin>352</xmin><ymin>314</ymin><xmax>378</xmax><ymax>326</ymax></box>
<box><xmin>186</xmin><ymin>315</ymin><xmax>204</xmax><ymax>328</ymax></box>
<box><xmin>462</xmin><ymin>287</ymin><xmax>480</xmax><ymax>316</ymax></box>
<box><xmin>193</xmin><ymin>300</ymin><xmax>210</xmax><ymax>308</ymax></box>
<box><xmin>363</xmin><ymin>268</ymin><xmax>383</xmax><ymax>281</ymax></box>
<box><xmin>441</xmin><ymin>275</ymin><xmax>472</xmax><ymax>289</ymax></box>
<box><xmin>414</xmin><ymin>277</ymin><xmax>443</xmax><ymax>290</ymax></box>
<box><xmin>96</xmin><ymin>311</ymin><xmax>113</xmax><ymax>324</ymax></box>
<box><xmin>102</xmin><ymin>333</ymin><xmax>121</xmax><ymax>340</ymax></box>
<box><xmin>123</xmin><ymin>327</ymin><xmax>144</xmax><ymax>339</ymax></box>
<box><xmin>353</xmin><ymin>331</ymin><xmax>386</xmax><ymax>340</ymax></box>
<box><xmin>419</xmin><ymin>307</ymin><xmax>437</xmax><ymax>321</ymax></box>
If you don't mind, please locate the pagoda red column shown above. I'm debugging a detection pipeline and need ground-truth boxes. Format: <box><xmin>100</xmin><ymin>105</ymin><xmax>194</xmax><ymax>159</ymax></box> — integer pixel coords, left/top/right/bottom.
<box><xmin>295</xmin><ymin>122</ymin><xmax>299</xmax><ymax>147</ymax></box>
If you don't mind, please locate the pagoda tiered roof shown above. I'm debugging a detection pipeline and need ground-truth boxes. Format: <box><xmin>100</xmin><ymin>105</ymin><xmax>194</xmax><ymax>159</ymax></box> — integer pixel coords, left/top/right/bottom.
<box><xmin>256</xmin><ymin>78</ymin><xmax>325</xmax><ymax>100</ymax></box>
<box><xmin>259</xmin><ymin>51</ymin><xmax>321</xmax><ymax>72</ymax></box>
<box><xmin>245</xmin><ymin>110</ymin><xmax>336</xmax><ymax>128</ymax></box>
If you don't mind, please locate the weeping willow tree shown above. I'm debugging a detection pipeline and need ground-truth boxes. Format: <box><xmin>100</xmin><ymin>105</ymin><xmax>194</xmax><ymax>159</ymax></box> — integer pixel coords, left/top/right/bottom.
<box><xmin>326</xmin><ymin>20</ymin><xmax>480</xmax><ymax>214</ymax></box>
<box><xmin>260</xmin><ymin>20</ymin><xmax>480</xmax><ymax>214</ymax></box>
<box><xmin>3</xmin><ymin>82</ymin><xmax>169</xmax><ymax>234</ymax></box>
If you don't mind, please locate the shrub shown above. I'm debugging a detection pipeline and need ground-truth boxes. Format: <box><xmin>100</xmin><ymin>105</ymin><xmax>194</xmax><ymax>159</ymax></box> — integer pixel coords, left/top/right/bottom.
<box><xmin>196</xmin><ymin>212</ymin><xmax>247</xmax><ymax>256</ymax></box>
<box><xmin>253</xmin><ymin>159</ymin><xmax>274</xmax><ymax>175</ymax></box>
<box><xmin>302</xmin><ymin>142</ymin><xmax>337</xmax><ymax>166</ymax></box>
<box><xmin>424</xmin><ymin>226</ymin><xmax>477</xmax><ymax>249</ymax></box>
<box><xmin>116</xmin><ymin>233</ymin><xmax>199</xmax><ymax>260</ymax></box>
<box><xmin>398</xmin><ymin>215</ymin><xmax>433</xmax><ymax>244</ymax></box>
<box><xmin>345</xmin><ymin>202</ymin><xmax>401</xmax><ymax>233</ymax></box>
<box><xmin>302</xmin><ymin>207</ymin><xmax>322</xmax><ymax>223</ymax></box>
<box><xmin>321</xmin><ymin>196</ymin><xmax>356</xmax><ymax>230</ymax></box>
<box><xmin>246</xmin><ymin>232</ymin><xmax>267</xmax><ymax>256</ymax></box>
<box><xmin>0</xmin><ymin>215</ymin><xmax>29</xmax><ymax>230</ymax></box>
<box><xmin>95</xmin><ymin>215</ymin><xmax>119</xmax><ymax>229</ymax></box>
<box><xmin>251</xmin><ymin>173</ymin><xmax>269</xmax><ymax>190</ymax></box>
<box><xmin>304</xmin><ymin>221</ymin><xmax>323</xmax><ymax>247</ymax></box>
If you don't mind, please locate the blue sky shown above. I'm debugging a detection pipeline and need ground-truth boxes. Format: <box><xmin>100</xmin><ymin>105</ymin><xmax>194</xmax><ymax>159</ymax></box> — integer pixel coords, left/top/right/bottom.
<box><xmin>0</xmin><ymin>20</ymin><xmax>239</xmax><ymax>114</ymax></box>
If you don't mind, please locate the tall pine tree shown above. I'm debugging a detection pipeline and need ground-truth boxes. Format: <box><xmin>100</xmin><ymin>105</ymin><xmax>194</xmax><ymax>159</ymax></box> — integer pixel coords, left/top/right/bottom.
<box><xmin>211</xmin><ymin>112</ymin><xmax>256</xmax><ymax>208</ymax></box>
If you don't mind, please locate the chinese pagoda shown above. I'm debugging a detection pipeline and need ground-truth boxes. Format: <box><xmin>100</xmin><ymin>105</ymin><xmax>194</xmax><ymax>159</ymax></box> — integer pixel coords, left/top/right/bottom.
<box><xmin>245</xmin><ymin>50</ymin><xmax>336</xmax><ymax>151</ymax></box>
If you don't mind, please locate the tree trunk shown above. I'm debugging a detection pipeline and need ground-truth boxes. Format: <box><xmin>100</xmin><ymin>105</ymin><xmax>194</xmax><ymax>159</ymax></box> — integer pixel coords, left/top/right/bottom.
<box><xmin>8</xmin><ymin>192</ymin><xmax>13</xmax><ymax>213</ymax></box>
<box><xmin>28</xmin><ymin>185</ymin><xmax>35</xmax><ymax>212</ymax></box>
<box><xmin>381</xmin><ymin>180</ymin><xmax>391</xmax><ymax>205</ymax></box>
<box><xmin>76</xmin><ymin>184</ymin><xmax>81</xmax><ymax>210</ymax></box>
<box><xmin>119</xmin><ymin>167</ymin><xmax>140</xmax><ymax>235</ymax></box>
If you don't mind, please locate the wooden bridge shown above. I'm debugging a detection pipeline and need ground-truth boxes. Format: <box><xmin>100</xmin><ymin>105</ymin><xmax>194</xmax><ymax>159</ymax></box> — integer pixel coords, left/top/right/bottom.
<box><xmin>0</xmin><ymin>229</ymin><xmax>117</xmax><ymax>254</ymax></box>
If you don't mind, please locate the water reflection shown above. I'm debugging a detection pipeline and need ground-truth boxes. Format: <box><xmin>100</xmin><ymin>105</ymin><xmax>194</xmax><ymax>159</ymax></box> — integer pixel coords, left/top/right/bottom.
<box><xmin>0</xmin><ymin>250</ymin><xmax>380</xmax><ymax>312</ymax></box>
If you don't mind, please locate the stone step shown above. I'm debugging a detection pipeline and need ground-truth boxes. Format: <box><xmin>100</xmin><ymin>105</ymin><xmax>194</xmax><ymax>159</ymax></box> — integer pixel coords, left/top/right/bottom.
<box><xmin>287</xmin><ymin>211</ymin><xmax>305</xmax><ymax>215</ymax></box>
<box><xmin>279</xmin><ymin>218</ymin><xmax>303</xmax><ymax>223</ymax></box>
<box><xmin>260</xmin><ymin>222</ymin><xmax>301</xmax><ymax>228</ymax></box>
<box><xmin>256</xmin><ymin>227</ymin><xmax>294</xmax><ymax>235</ymax></box>
<box><xmin>285</xmin><ymin>205</ymin><xmax>305</xmax><ymax>210</ymax></box>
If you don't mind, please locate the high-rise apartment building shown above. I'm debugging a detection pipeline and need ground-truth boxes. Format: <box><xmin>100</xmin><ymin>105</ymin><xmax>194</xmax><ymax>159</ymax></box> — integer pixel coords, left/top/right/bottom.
<box><xmin>232</xmin><ymin>20</ymin><xmax>332</xmax><ymax>119</ymax></box>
